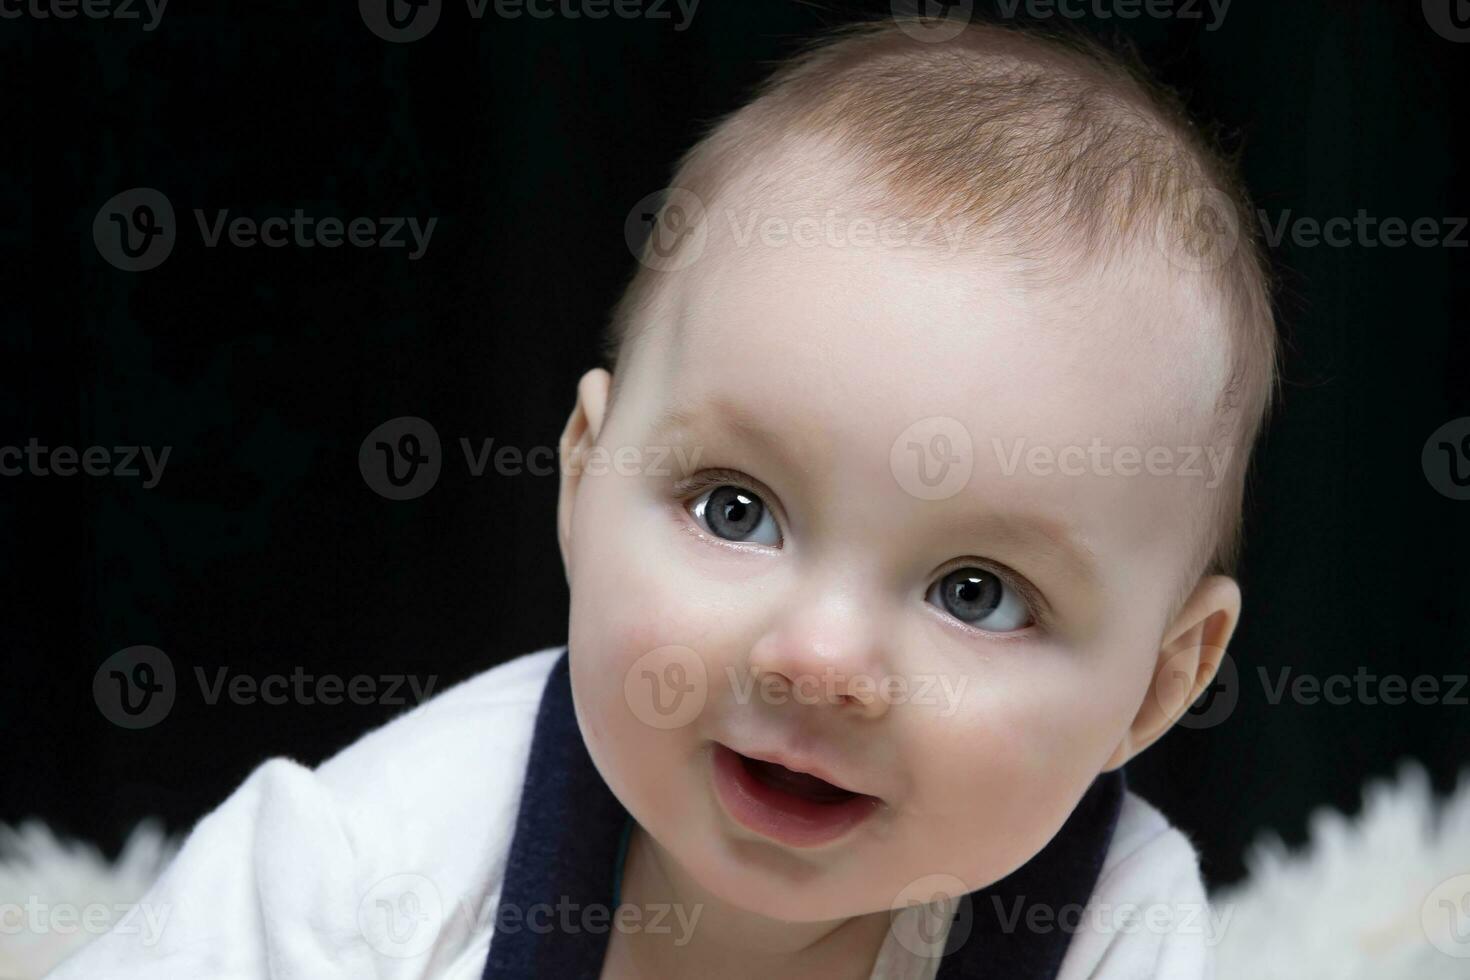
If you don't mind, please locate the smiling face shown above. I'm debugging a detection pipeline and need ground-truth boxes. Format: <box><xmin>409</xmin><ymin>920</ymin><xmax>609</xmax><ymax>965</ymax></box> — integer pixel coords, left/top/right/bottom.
<box><xmin>556</xmin><ymin>181</ymin><xmax>1239</xmax><ymax>922</ymax></box>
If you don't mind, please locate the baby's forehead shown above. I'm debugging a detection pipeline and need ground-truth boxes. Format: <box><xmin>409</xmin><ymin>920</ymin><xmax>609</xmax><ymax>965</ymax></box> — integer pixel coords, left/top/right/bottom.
<box><xmin>659</xmin><ymin>183</ymin><xmax>1228</xmax><ymax>458</ymax></box>
<box><xmin>627</xmin><ymin>172</ymin><xmax>1231</xmax><ymax>551</ymax></box>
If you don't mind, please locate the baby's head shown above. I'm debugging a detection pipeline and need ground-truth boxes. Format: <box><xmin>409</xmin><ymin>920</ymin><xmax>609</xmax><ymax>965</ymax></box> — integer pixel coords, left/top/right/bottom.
<box><xmin>555</xmin><ymin>18</ymin><xmax>1276</xmax><ymax>921</ymax></box>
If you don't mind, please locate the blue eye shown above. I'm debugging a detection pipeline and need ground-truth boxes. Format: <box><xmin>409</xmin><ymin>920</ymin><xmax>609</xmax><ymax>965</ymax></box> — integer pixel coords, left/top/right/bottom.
<box><xmin>688</xmin><ymin>484</ymin><xmax>782</xmax><ymax>547</ymax></box>
<box><xmin>927</xmin><ymin>567</ymin><xmax>1032</xmax><ymax>633</ymax></box>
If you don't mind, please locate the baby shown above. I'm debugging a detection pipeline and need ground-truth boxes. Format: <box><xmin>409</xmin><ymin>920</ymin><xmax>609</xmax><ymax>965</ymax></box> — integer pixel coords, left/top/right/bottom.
<box><xmin>52</xmin><ymin>15</ymin><xmax>1275</xmax><ymax>980</ymax></box>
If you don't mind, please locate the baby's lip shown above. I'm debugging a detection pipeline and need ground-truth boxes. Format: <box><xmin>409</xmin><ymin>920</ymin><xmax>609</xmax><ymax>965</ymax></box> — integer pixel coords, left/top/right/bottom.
<box><xmin>720</xmin><ymin>741</ymin><xmax>882</xmax><ymax>802</ymax></box>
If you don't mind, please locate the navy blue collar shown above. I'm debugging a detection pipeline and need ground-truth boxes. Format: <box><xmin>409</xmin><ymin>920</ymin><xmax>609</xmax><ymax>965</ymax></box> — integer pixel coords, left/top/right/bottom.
<box><xmin>483</xmin><ymin>650</ymin><xmax>1125</xmax><ymax>979</ymax></box>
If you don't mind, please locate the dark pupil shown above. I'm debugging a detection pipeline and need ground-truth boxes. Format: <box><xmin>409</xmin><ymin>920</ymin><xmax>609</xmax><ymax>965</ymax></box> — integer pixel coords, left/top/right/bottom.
<box><xmin>942</xmin><ymin>568</ymin><xmax>1001</xmax><ymax>622</ymax></box>
<box><xmin>708</xmin><ymin>485</ymin><xmax>762</xmax><ymax>539</ymax></box>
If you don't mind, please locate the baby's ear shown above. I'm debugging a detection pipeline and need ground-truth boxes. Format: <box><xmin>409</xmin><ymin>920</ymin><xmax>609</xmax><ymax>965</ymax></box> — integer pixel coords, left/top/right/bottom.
<box><xmin>1102</xmin><ymin>575</ymin><xmax>1241</xmax><ymax>771</ymax></box>
<box><xmin>556</xmin><ymin>368</ymin><xmax>613</xmax><ymax>584</ymax></box>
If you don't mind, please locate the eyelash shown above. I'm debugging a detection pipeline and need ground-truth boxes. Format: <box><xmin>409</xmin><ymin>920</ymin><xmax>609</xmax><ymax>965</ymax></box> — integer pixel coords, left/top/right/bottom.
<box><xmin>671</xmin><ymin>468</ymin><xmax>1050</xmax><ymax>633</ymax></box>
<box><xmin>670</xmin><ymin>467</ymin><xmax>782</xmax><ymax>543</ymax></box>
<box><xmin>929</xmin><ymin>559</ymin><xmax>1049</xmax><ymax>636</ymax></box>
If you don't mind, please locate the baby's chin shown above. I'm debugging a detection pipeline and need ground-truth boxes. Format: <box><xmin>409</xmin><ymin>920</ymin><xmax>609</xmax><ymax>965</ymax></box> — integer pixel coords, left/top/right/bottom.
<box><xmin>659</xmin><ymin>822</ymin><xmax>900</xmax><ymax>923</ymax></box>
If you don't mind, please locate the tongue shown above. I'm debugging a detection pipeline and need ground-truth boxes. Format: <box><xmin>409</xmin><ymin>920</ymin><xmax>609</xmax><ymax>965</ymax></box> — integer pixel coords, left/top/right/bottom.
<box><xmin>744</xmin><ymin>757</ymin><xmax>857</xmax><ymax>804</ymax></box>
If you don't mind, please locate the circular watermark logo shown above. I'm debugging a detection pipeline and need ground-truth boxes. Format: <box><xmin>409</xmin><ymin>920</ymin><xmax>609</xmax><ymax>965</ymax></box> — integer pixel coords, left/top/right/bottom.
<box><xmin>1153</xmin><ymin>186</ymin><xmax>1240</xmax><ymax>274</ymax></box>
<box><xmin>890</xmin><ymin>416</ymin><xmax>973</xmax><ymax>501</ymax></box>
<box><xmin>360</xmin><ymin>0</ymin><xmax>441</xmax><ymax>43</ymax></box>
<box><xmin>1421</xmin><ymin>873</ymin><xmax>1470</xmax><ymax>957</ymax></box>
<box><xmin>892</xmin><ymin>0</ymin><xmax>975</xmax><ymax>43</ymax></box>
<box><xmin>358</xmin><ymin>873</ymin><xmax>444</xmax><ymax>958</ymax></box>
<box><xmin>359</xmin><ymin>416</ymin><xmax>442</xmax><ymax>500</ymax></box>
<box><xmin>623</xmin><ymin>645</ymin><xmax>708</xmax><ymax>729</ymax></box>
<box><xmin>624</xmin><ymin>188</ymin><xmax>708</xmax><ymax>272</ymax></box>
<box><xmin>93</xmin><ymin>645</ymin><xmax>176</xmax><ymax>730</ymax></box>
<box><xmin>1422</xmin><ymin>417</ymin><xmax>1470</xmax><ymax>501</ymax></box>
<box><xmin>1157</xmin><ymin>646</ymin><xmax>1237</xmax><ymax>731</ymax></box>
<box><xmin>1423</xmin><ymin>0</ymin><xmax>1470</xmax><ymax>42</ymax></box>
<box><xmin>890</xmin><ymin>872</ymin><xmax>971</xmax><ymax>958</ymax></box>
<box><xmin>93</xmin><ymin>188</ymin><xmax>176</xmax><ymax>272</ymax></box>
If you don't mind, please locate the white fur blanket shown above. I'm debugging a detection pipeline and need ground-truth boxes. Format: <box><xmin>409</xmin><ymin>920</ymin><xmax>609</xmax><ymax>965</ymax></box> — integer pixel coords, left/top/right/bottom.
<box><xmin>0</xmin><ymin>820</ymin><xmax>176</xmax><ymax>979</ymax></box>
<box><xmin>3</xmin><ymin>763</ymin><xmax>1467</xmax><ymax>979</ymax></box>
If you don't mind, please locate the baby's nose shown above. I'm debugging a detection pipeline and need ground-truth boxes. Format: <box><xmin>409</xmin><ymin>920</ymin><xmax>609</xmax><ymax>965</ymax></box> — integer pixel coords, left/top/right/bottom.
<box><xmin>744</xmin><ymin>596</ymin><xmax>893</xmax><ymax>719</ymax></box>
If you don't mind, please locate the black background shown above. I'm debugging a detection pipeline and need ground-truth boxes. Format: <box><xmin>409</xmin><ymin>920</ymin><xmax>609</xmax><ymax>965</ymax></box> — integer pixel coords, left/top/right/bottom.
<box><xmin>5</xmin><ymin>0</ymin><xmax>1468</xmax><ymax>890</ymax></box>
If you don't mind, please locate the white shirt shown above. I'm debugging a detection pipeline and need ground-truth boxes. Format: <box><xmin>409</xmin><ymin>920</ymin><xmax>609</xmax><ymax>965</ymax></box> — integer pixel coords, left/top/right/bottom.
<box><xmin>46</xmin><ymin>645</ymin><xmax>1216</xmax><ymax>979</ymax></box>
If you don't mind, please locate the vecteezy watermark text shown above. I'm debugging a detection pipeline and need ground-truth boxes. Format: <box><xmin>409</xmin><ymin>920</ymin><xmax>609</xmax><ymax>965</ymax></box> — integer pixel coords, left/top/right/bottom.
<box><xmin>0</xmin><ymin>0</ymin><xmax>167</xmax><ymax>31</ymax></box>
<box><xmin>193</xmin><ymin>210</ymin><xmax>436</xmax><ymax>259</ymax></box>
<box><xmin>360</xmin><ymin>415</ymin><xmax>707</xmax><ymax>500</ymax></box>
<box><xmin>727</xmin><ymin>666</ymin><xmax>968</xmax><ymax>718</ymax></box>
<box><xmin>357</xmin><ymin>872</ymin><xmax>702</xmax><ymax>959</ymax></box>
<box><xmin>93</xmin><ymin>188</ymin><xmax>437</xmax><ymax>272</ymax></box>
<box><xmin>359</xmin><ymin>0</ymin><xmax>699</xmax><ymax>43</ymax></box>
<box><xmin>0</xmin><ymin>439</ymin><xmax>170</xmax><ymax>488</ymax></box>
<box><xmin>989</xmin><ymin>896</ymin><xmax>1234</xmax><ymax>944</ymax></box>
<box><xmin>491</xmin><ymin>897</ymin><xmax>701</xmax><ymax>944</ymax></box>
<box><xmin>194</xmin><ymin>667</ymin><xmax>438</xmax><ymax>707</ymax></box>
<box><xmin>1258</xmin><ymin>209</ymin><xmax>1468</xmax><ymax>249</ymax></box>
<box><xmin>92</xmin><ymin>645</ymin><xmax>441</xmax><ymax>730</ymax></box>
<box><xmin>621</xmin><ymin>647</ymin><xmax>971</xmax><ymax>731</ymax></box>
<box><xmin>0</xmin><ymin>898</ymin><xmax>172</xmax><ymax>947</ymax></box>
<box><xmin>992</xmin><ymin>0</ymin><xmax>1231</xmax><ymax>32</ymax></box>
<box><xmin>721</xmin><ymin>207</ymin><xmax>968</xmax><ymax>256</ymax></box>
<box><xmin>472</xmin><ymin>0</ymin><xmax>698</xmax><ymax>27</ymax></box>
<box><xmin>1259</xmin><ymin>666</ymin><xmax>1469</xmax><ymax>707</ymax></box>
<box><xmin>992</xmin><ymin>438</ymin><xmax>1233</xmax><ymax>488</ymax></box>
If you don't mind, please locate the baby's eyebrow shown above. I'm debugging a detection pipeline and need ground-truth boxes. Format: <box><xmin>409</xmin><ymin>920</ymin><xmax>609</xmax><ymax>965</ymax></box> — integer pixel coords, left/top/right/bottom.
<box><xmin>649</xmin><ymin>398</ymin><xmax>813</xmax><ymax>477</ymax></box>
<box><xmin>947</xmin><ymin>510</ymin><xmax>1102</xmax><ymax>595</ymax></box>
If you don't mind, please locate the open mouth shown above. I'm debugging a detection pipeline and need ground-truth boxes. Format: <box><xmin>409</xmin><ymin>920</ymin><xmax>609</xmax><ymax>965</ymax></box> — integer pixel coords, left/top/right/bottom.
<box><xmin>742</xmin><ymin>755</ymin><xmax>860</xmax><ymax>804</ymax></box>
<box><xmin>710</xmin><ymin>742</ymin><xmax>882</xmax><ymax>848</ymax></box>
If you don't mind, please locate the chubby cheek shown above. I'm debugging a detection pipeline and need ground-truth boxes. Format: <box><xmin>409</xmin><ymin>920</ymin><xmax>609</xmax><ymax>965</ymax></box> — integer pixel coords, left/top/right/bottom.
<box><xmin>896</xmin><ymin>652</ymin><xmax>1138</xmax><ymax>890</ymax></box>
<box><xmin>566</xmin><ymin>475</ymin><xmax>719</xmax><ymax>820</ymax></box>
<box><xmin>566</xmin><ymin>470</ymin><xmax>768</xmax><ymax>743</ymax></box>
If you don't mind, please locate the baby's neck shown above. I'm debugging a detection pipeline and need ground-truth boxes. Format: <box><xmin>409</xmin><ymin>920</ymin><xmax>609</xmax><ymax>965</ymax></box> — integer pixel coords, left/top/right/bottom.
<box><xmin>603</xmin><ymin>823</ymin><xmax>891</xmax><ymax>980</ymax></box>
